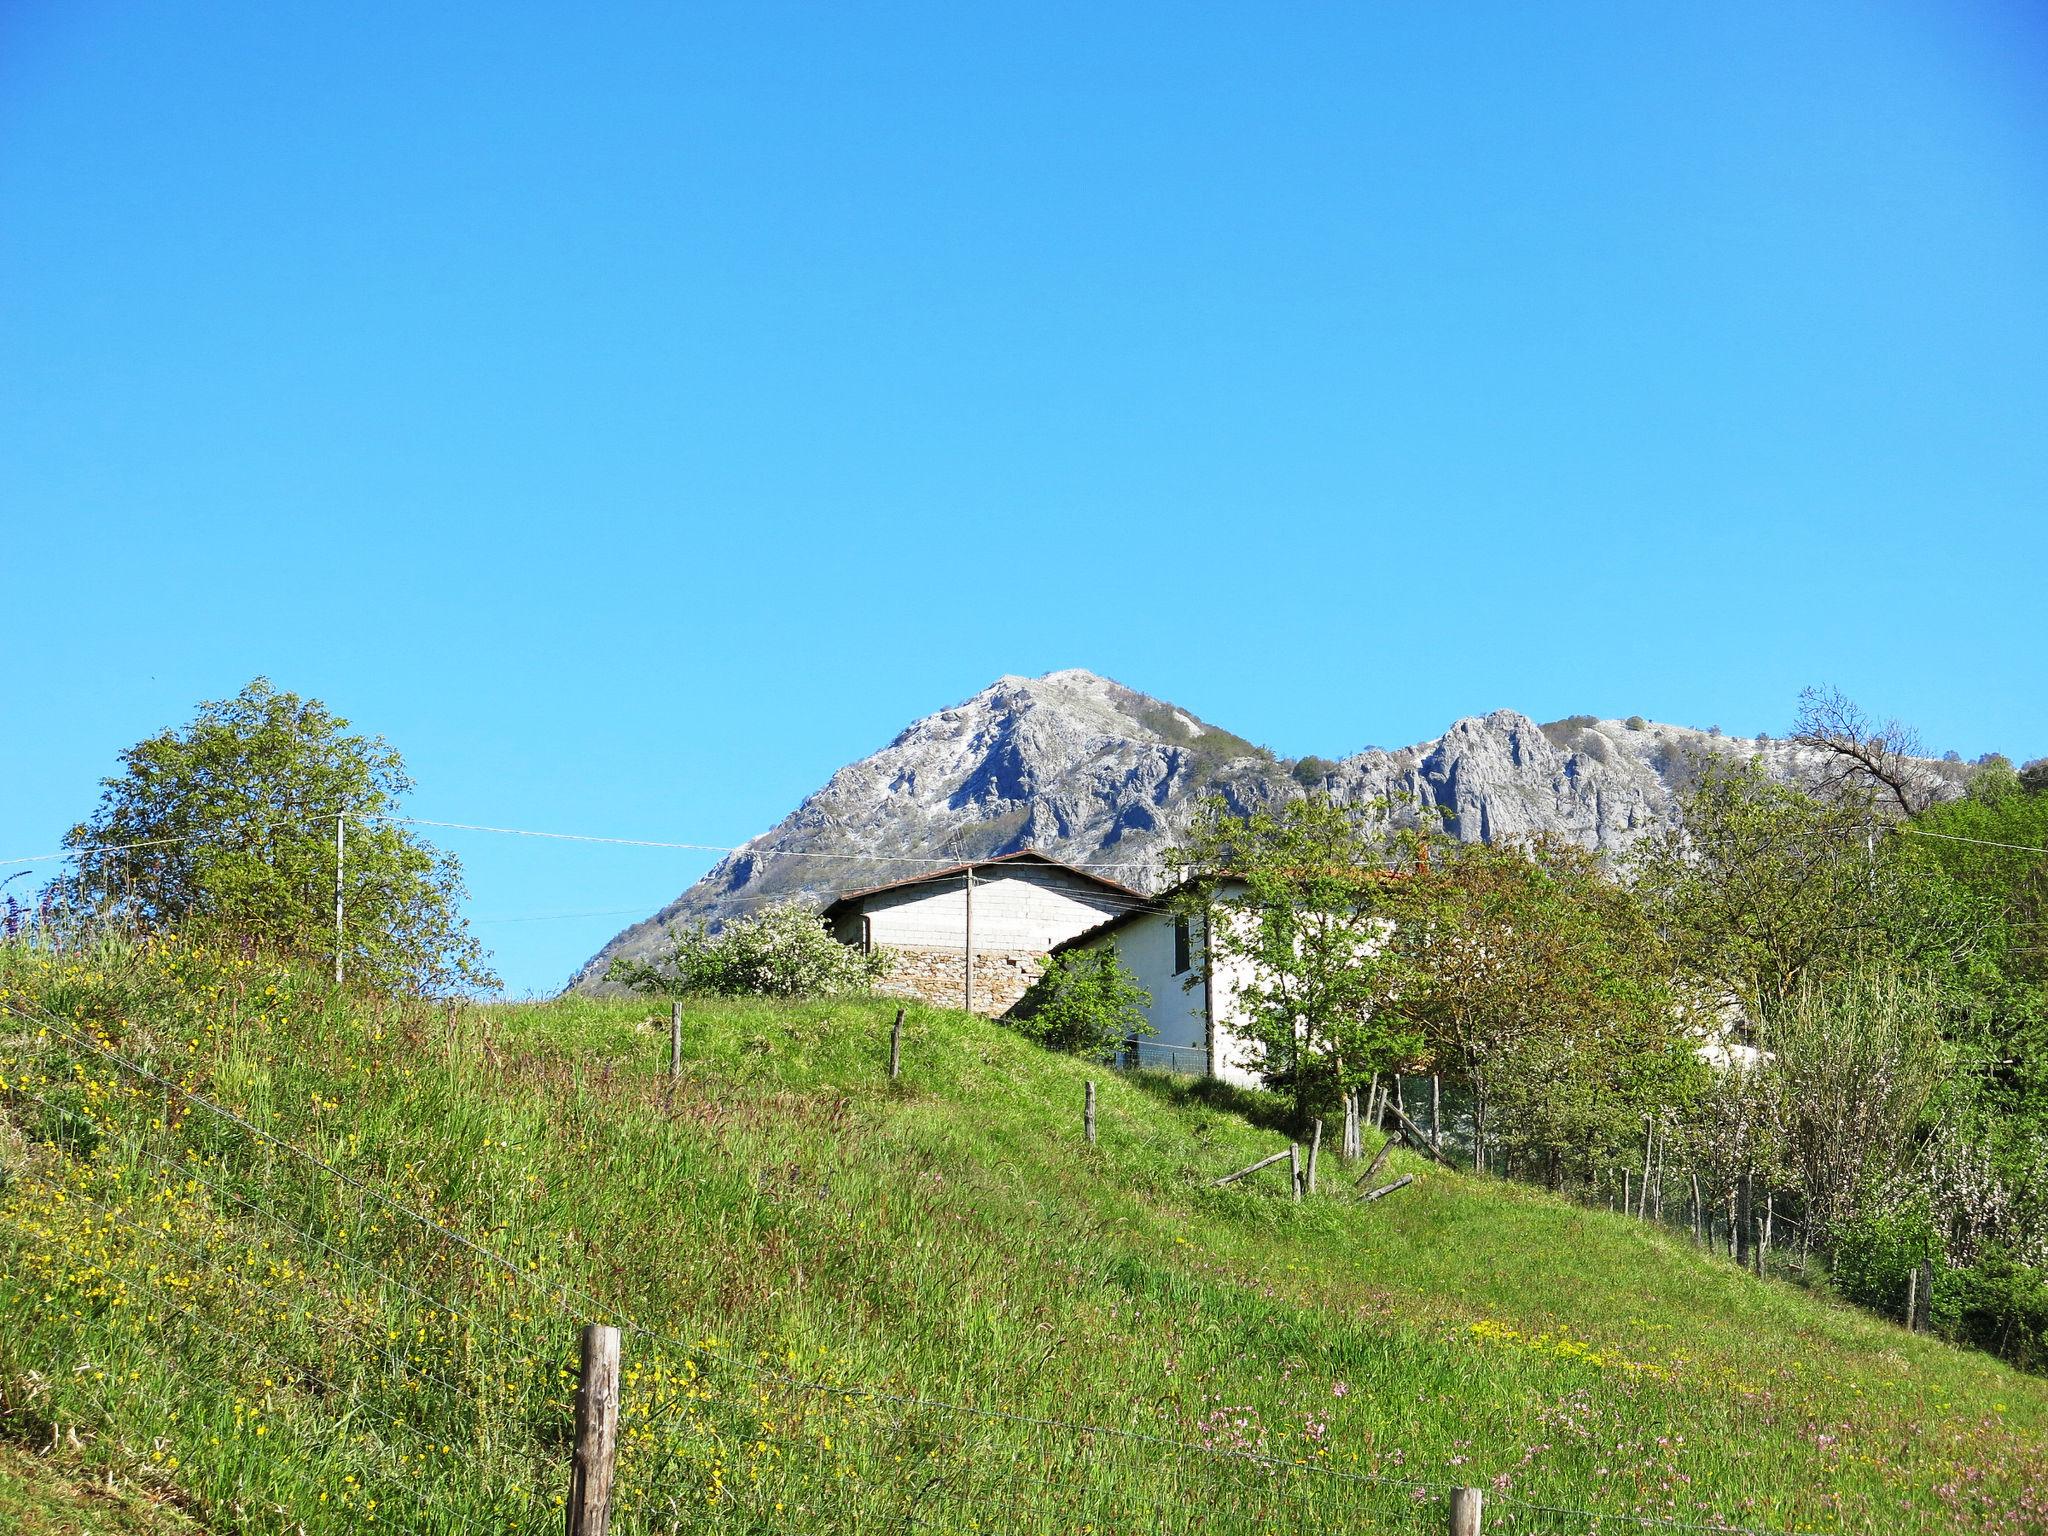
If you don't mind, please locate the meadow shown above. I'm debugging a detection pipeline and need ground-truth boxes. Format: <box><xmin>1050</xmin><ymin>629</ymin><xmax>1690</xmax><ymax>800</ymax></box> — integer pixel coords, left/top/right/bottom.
<box><xmin>0</xmin><ymin>931</ymin><xmax>2043</xmax><ymax>1533</ymax></box>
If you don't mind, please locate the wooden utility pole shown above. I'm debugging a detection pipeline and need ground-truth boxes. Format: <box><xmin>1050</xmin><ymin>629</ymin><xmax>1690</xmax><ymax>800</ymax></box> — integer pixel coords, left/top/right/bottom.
<box><xmin>1448</xmin><ymin>1485</ymin><xmax>1484</xmax><ymax>1534</ymax></box>
<box><xmin>1084</xmin><ymin>1079</ymin><xmax>1096</xmax><ymax>1145</ymax></box>
<box><xmin>567</xmin><ymin>1324</ymin><xmax>621</xmax><ymax>1536</ymax></box>
<box><xmin>333</xmin><ymin>813</ymin><xmax>346</xmax><ymax>986</ymax></box>
<box><xmin>888</xmin><ymin>1007</ymin><xmax>904</xmax><ymax>1080</ymax></box>
<box><xmin>962</xmin><ymin>866</ymin><xmax>975</xmax><ymax>1014</ymax></box>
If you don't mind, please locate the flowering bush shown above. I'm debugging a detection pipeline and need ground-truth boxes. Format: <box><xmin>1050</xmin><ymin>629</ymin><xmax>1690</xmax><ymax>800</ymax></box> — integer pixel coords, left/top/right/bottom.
<box><xmin>607</xmin><ymin>901</ymin><xmax>890</xmax><ymax>998</ymax></box>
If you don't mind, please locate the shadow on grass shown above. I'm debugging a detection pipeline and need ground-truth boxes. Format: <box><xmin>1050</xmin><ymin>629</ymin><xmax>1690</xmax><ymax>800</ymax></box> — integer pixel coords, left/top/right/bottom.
<box><xmin>1121</xmin><ymin>1068</ymin><xmax>1302</xmax><ymax>1137</ymax></box>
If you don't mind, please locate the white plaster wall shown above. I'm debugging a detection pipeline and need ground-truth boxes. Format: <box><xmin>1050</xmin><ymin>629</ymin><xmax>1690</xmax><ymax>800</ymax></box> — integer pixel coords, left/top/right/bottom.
<box><xmin>863</xmin><ymin>870</ymin><xmax>1129</xmax><ymax>953</ymax></box>
<box><xmin>1202</xmin><ymin>918</ymin><xmax>1266</xmax><ymax>1091</ymax></box>
<box><xmin>1073</xmin><ymin>911</ymin><xmax>1210</xmax><ymax>1074</ymax></box>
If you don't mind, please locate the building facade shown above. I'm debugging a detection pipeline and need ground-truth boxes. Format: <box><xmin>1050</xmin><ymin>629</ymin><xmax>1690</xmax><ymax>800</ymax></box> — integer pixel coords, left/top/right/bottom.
<box><xmin>821</xmin><ymin>851</ymin><xmax>1143</xmax><ymax>1016</ymax></box>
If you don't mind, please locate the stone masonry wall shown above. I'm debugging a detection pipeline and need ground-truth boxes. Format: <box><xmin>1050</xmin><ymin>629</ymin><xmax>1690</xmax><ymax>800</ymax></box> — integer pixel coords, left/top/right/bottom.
<box><xmin>875</xmin><ymin>946</ymin><xmax>1045</xmax><ymax>1017</ymax></box>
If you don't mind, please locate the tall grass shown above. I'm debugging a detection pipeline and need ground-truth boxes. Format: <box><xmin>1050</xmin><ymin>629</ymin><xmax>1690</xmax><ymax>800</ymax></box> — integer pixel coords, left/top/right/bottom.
<box><xmin>0</xmin><ymin>931</ymin><xmax>2043</xmax><ymax>1533</ymax></box>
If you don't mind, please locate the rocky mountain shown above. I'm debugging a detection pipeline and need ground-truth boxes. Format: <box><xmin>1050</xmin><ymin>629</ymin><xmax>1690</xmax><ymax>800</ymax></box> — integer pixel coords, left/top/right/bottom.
<box><xmin>569</xmin><ymin>669</ymin><xmax>1870</xmax><ymax>991</ymax></box>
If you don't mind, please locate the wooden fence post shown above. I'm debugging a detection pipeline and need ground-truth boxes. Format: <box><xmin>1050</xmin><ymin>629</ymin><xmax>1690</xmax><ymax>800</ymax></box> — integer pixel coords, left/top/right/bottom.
<box><xmin>1307</xmin><ymin>1119</ymin><xmax>1322</xmax><ymax>1195</ymax></box>
<box><xmin>889</xmin><ymin>1007</ymin><xmax>904</xmax><ymax>1080</ymax></box>
<box><xmin>1289</xmin><ymin>1142</ymin><xmax>1302</xmax><ymax>1203</ymax></box>
<box><xmin>568</xmin><ymin>1324</ymin><xmax>621</xmax><ymax>1536</ymax></box>
<box><xmin>1448</xmin><ymin>1485</ymin><xmax>1484</xmax><ymax>1535</ymax></box>
<box><xmin>1905</xmin><ymin>1261</ymin><xmax>1919</xmax><ymax>1331</ymax></box>
<box><xmin>1085</xmin><ymin>1079</ymin><xmax>1097</xmax><ymax>1145</ymax></box>
<box><xmin>670</xmin><ymin>1001</ymin><xmax>683</xmax><ymax>1083</ymax></box>
<box><xmin>1916</xmin><ymin>1258</ymin><xmax>1935</xmax><ymax>1331</ymax></box>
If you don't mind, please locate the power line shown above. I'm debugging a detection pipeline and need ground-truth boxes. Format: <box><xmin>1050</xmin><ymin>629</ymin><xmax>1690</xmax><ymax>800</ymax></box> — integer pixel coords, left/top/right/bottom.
<box><xmin>1894</xmin><ymin>824</ymin><xmax>2047</xmax><ymax>856</ymax></box>
<box><xmin>369</xmin><ymin>814</ymin><xmax>1155</xmax><ymax>874</ymax></box>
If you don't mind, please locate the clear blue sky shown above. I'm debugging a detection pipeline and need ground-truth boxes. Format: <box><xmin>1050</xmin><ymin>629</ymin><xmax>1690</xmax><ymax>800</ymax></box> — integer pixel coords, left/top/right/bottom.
<box><xmin>4</xmin><ymin>2</ymin><xmax>2044</xmax><ymax>994</ymax></box>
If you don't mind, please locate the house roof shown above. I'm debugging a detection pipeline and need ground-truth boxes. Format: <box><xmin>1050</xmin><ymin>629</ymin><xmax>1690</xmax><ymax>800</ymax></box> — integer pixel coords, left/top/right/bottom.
<box><xmin>1048</xmin><ymin>874</ymin><xmax>1237</xmax><ymax>953</ymax></box>
<box><xmin>820</xmin><ymin>849</ymin><xmax>1144</xmax><ymax>920</ymax></box>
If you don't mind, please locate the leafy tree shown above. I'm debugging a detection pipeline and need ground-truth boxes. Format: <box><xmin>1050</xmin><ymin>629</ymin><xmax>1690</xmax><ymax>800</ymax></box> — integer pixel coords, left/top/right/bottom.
<box><xmin>609</xmin><ymin>901</ymin><xmax>889</xmax><ymax>998</ymax></box>
<box><xmin>1009</xmin><ymin>946</ymin><xmax>1153</xmax><ymax>1057</ymax></box>
<box><xmin>64</xmin><ymin>678</ymin><xmax>491</xmax><ymax>994</ymax></box>
<box><xmin>1411</xmin><ymin>835</ymin><xmax>1693</xmax><ymax>1181</ymax></box>
<box><xmin>1761</xmin><ymin>966</ymin><xmax>1953</xmax><ymax>1248</ymax></box>
<box><xmin>1626</xmin><ymin>755</ymin><xmax>1992</xmax><ymax>1024</ymax></box>
<box><xmin>1169</xmin><ymin>795</ymin><xmax>1425</xmax><ymax>1130</ymax></box>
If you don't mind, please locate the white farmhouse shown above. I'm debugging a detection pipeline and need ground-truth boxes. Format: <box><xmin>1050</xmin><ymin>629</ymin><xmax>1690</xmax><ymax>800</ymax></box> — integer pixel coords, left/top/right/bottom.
<box><xmin>821</xmin><ymin>851</ymin><xmax>1144</xmax><ymax>1016</ymax></box>
<box><xmin>1046</xmin><ymin>881</ymin><xmax>1266</xmax><ymax>1090</ymax></box>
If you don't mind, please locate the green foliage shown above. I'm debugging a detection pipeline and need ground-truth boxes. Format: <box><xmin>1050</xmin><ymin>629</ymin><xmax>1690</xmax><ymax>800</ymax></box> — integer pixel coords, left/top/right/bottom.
<box><xmin>1626</xmin><ymin>756</ymin><xmax>1991</xmax><ymax>1022</ymax></box>
<box><xmin>1170</xmin><ymin>796</ymin><xmax>1425</xmax><ymax>1127</ymax></box>
<box><xmin>3</xmin><ymin>935</ymin><xmax>2045</xmax><ymax>1534</ymax></box>
<box><xmin>1761</xmin><ymin>968</ymin><xmax>1953</xmax><ymax>1245</ymax></box>
<box><xmin>608</xmin><ymin>900</ymin><xmax>889</xmax><ymax>998</ymax></box>
<box><xmin>1409</xmin><ymin>836</ymin><xmax>1696</xmax><ymax>1181</ymax></box>
<box><xmin>1625</xmin><ymin>716</ymin><xmax>1647</xmax><ymax>731</ymax></box>
<box><xmin>1008</xmin><ymin>945</ymin><xmax>1152</xmax><ymax>1057</ymax></box>
<box><xmin>1289</xmin><ymin>756</ymin><xmax>1336</xmax><ymax>787</ymax></box>
<box><xmin>1938</xmin><ymin>1246</ymin><xmax>2048</xmax><ymax>1371</ymax></box>
<box><xmin>62</xmin><ymin>678</ymin><xmax>490</xmax><ymax>994</ymax></box>
<box><xmin>1831</xmin><ymin>1201</ymin><xmax>1939</xmax><ymax>1315</ymax></box>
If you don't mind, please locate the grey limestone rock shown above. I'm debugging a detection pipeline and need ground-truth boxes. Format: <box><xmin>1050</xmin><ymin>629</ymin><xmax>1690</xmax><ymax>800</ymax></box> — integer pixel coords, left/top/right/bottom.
<box><xmin>568</xmin><ymin>670</ymin><xmax>1831</xmax><ymax>991</ymax></box>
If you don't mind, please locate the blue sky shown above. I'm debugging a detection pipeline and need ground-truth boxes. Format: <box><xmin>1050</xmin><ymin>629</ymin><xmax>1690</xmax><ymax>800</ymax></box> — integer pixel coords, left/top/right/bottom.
<box><xmin>4</xmin><ymin>2</ymin><xmax>2044</xmax><ymax>994</ymax></box>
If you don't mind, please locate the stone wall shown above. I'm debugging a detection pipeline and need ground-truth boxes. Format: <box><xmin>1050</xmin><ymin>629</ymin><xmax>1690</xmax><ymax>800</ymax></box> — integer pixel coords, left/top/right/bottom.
<box><xmin>875</xmin><ymin>946</ymin><xmax>1044</xmax><ymax>1017</ymax></box>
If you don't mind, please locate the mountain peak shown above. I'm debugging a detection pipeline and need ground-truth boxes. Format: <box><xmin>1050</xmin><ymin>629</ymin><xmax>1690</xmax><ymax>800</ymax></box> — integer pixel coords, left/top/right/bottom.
<box><xmin>568</xmin><ymin>680</ymin><xmax>1824</xmax><ymax>991</ymax></box>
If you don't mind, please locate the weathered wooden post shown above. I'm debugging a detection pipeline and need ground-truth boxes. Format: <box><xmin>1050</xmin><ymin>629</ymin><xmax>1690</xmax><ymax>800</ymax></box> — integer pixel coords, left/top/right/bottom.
<box><xmin>1430</xmin><ymin>1074</ymin><xmax>1441</xmax><ymax>1157</ymax></box>
<box><xmin>1289</xmin><ymin>1142</ymin><xmax>1302</xmax><ymax>1203</ymax></box>
<box><xmin>1448</xmin><ymin>1485</ymin><xmax>1484</xmax><ymax>1535</ymax></box>
<box><xmin>568</xmin><ymin>1324</ymin><xmax>621</xmax><ymax>1536</ymax></box>
<box><xmin>669</xmin><ymin>1001</ymin><xmax>683</xmax><ymax>1083</ymax></box>
<box><xmin>1905</xmin><ymin>1261</ymin><xmax>1919</xmax><ymax>1331</ymax></box>
<box><xmin>1085</xmin><ymin>1079</ymin><xmax>1097</xmax><ymax>1145</ymax></box>
<box><xmin>888</xmin><ymin>1007</ymin><xmax>904</xmax><ymax>1080</ymax></box>
<box><xmin>1307</xmin><ymin>1119</ymin><xmax>1322</xmax><ymax>1196</ymax></box>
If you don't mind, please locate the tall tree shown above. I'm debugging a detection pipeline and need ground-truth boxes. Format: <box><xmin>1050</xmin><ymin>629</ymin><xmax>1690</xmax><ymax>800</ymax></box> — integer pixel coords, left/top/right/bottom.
<box><xmin>1413</xmin><ymin>835</ymin><xmax>1691</xmax><ymax>1181</ymax></box>
<box><xmin>65</xmin><ymin>678</ymin><xmax>493</xmax><ymax>994</ymax></box>
<box><xmin>1626</xmin><ymin>754</ymin><xmax>1988</xmax><ymax>1024</ymax></box>
<box><xmin>1169</xmin><ymin>795</ymin><xmax>1424</xmax><ymax>1130</ymax></box>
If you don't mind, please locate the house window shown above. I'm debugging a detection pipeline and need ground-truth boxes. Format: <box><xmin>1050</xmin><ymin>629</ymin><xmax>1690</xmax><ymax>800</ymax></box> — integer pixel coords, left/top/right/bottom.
<box><xmin>1173</xmin><ymin>915</ymin><xmax>1191</xmax><ymax>974</ymax></box>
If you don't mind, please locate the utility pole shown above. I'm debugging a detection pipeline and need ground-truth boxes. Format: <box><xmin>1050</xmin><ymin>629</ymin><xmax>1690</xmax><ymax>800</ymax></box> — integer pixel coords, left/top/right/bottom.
<box><xmin>962</xmin><ymin>865</ymin><xmax>975</xmax><ymax>1014</ymax></box>
<box><xmin>333</xmin><ymin>812</ymin><xmax>346</xmax><ymax>986</ymax></box>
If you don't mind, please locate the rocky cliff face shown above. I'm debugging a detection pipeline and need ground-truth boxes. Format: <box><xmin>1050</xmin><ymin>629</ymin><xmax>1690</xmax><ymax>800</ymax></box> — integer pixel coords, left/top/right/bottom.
<box><xmin>569</xmin><ymin>669</ymin><xmax>1827</xmax><ymax>989</ymax></box>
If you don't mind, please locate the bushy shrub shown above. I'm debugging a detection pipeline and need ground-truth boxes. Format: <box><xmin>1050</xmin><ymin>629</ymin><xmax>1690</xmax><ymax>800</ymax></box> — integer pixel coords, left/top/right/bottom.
<box><xmin>1937</xmin><ymin>1246</ymin><xmax>2048</xmax><ymax>1370</ymax></box>
<box><xmin>1291</xmin><ymin>756</ymin><xmax>1336</xmax><ymax>787</ymax></box>
<box><xmin>1009</xmin><ymin>946</ymin><xmax>1152</xmax><ymax>1058</ymax></box>
<box><xmin>608</xmin><ymin>902</ymin><xmax>890</xmax><ymax>998</ymax></box>
<box><xmin>1830</xmin><ymin>1201</ymin><xmax>1939</xmax><ymax>1320</ymax></box>
<box><xmin>1625</xmin><ymin>716</ymin><xmax>1647</xmax><ymax>731</ymax></box>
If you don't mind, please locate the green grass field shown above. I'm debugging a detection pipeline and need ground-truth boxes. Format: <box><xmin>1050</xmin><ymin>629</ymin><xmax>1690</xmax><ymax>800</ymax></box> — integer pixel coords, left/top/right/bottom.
<box><xmin>1</xmin><ymin>933</ymin><xmax>2043</xmax><ymax>1533</ymax></box>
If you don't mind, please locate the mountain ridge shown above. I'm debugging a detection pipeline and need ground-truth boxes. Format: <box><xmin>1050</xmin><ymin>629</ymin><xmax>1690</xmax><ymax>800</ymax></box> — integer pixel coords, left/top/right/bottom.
<box><xmin>567</xmin><ymin>670</ymin><xmax>1864</xmax><ymax>990</ymax></box>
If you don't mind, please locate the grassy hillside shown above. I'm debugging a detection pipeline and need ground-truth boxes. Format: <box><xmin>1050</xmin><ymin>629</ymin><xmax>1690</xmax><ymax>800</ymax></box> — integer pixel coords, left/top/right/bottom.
<box><xmin>1</xmin><ymin>935</ymin><xmax>2044</xmax><ymax>1534</ymax></box>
